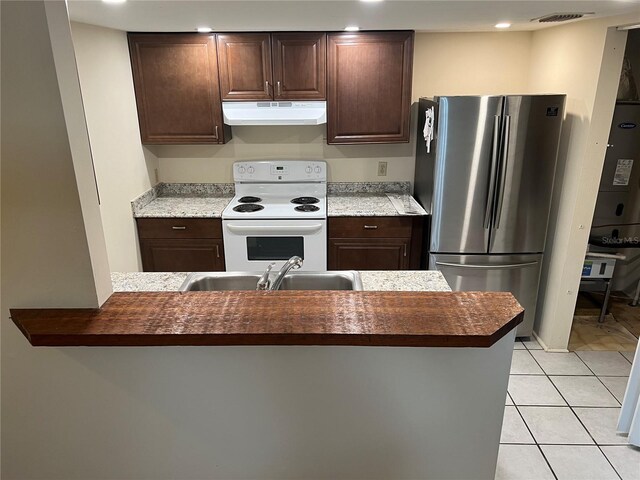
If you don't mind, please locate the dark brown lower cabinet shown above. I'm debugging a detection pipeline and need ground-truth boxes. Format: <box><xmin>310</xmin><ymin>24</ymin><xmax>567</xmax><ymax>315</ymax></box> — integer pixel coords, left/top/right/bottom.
<box><xmin>328</xmin><ymin>216</ymin><xmax>423</xmax><ymax>270</ymax></box>
<box><xmin>329</xmin><ymin>238</ymin><xmax>409</xmax><ymax>270</ymax></box>
<box><xmin>140</xmin><ymin>238</ymin><xmax>224</xmax><ymax>272</ymax></box>
<box><xmin>137</xmin><ymin>218</ymin><xmax>225</xmax><ymax>272</ymax></box>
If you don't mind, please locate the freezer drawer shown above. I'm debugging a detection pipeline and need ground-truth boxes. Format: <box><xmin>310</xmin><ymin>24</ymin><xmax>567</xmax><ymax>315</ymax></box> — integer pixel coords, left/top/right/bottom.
<box><xmin>429</xmin><ymin>253</ymin><xmax>543</xmax><ymax>337</ymax></box>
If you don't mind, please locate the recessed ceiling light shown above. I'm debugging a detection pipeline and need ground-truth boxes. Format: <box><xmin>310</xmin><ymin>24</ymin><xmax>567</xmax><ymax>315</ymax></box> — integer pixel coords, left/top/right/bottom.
<box><xmin>495</xmin><ymin>22</ymin><xmax>512</xmax><ymax>29</ymax></box>
<box><xmin>197</xmin><ymin>27</ymin><xmax>213</xmax><ymax>33</ymax></box>
<box><xmin>102</xmin><ymin>0</ymin><xmax>126</xmax><ymax>4</ymax></box>
<box><xmin>361</xmin><ymin>0</ymin><xmax>384</xmax><ymax>2</ymax></box>
<box><xmin>345</xmin><ymin>26</ymin><xmax>360</xmax><ymax>32</ymax></box>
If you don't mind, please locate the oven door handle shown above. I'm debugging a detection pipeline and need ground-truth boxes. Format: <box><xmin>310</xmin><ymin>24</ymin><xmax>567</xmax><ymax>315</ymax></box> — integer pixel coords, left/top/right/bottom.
<box><xmin>225</xmin><ymin>224</ymin><xmax>324</xmax><ymax>234</ymax></box>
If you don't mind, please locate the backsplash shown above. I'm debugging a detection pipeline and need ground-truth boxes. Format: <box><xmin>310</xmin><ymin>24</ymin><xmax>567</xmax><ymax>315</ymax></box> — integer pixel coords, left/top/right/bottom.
<box><xmin>328</xmin><ymin>182</ymin><xmax>411</xmax><ymax>194</ymax></box>
<box><xmin>158</xmin><ymin>183</ymin><xmax>235</xmax><ymax>197</ymax></box>
<box><xmin>131</xmin><ymin>181</ymin><xmax>413</xmax><ymax>216</ymax></box>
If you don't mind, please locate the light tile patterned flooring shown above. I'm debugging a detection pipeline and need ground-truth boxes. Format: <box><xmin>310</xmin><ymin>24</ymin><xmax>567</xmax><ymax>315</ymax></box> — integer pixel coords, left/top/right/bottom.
<box><xmin>496</xmin><ymin>339</ymin><xmax>640</xmax><ymax>480</ymax></box>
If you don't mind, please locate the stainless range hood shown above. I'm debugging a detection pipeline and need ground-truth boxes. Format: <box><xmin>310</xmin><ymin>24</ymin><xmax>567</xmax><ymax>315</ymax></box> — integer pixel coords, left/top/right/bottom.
<box><xmin>222</xmin><ymin>101</ymin><xmax>327</xmax><ymax>126</ymax></box>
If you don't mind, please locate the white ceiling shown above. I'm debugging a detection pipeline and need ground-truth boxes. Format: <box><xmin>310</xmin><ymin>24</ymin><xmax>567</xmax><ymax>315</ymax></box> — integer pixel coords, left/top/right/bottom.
<box><xmin>68</xmin><ymin>0</ymin><xmax>640</xmax><ymax>33</ymax></box>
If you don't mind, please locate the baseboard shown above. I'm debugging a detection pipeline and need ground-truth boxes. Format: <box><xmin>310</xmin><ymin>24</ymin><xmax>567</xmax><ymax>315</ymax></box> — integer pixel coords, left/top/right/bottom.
<box><xmin>533</xmin><ymin>330</ymin><xmax>569</xmax><ymax>353</ymax></box>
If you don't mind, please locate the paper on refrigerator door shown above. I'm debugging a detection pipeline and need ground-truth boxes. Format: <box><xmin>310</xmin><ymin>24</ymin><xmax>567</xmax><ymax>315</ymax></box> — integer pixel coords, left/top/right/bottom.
<box><xmin>423</xmin><ymin>107</ymin><xmax>434</xmax><ymax>153</ymax></box>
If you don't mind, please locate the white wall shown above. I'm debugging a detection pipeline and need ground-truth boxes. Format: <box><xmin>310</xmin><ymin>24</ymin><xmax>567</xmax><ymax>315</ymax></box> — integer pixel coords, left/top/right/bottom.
<box><xmin>527</xmin><ymin>16</ymin><xmax>636</xmax><ymax>350</ymax></box>
<box><xmin>71</xmin><ymin>22</ymin><xmax>159</xmax><ymax>272</ymax></box>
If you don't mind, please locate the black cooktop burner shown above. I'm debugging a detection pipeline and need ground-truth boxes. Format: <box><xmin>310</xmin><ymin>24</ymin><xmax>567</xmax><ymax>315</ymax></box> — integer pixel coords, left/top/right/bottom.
<box><xmin>294</xmin><ymin>205</ymin><xmax>320</xmax><ymax>213</ymax></box>
<box><xmin>233</xmin><ymin>204</ymin><xmax>264</xmax><ymax>213</ymax></box>
<box><xmin>291</xmin><ymin>196</ymin><xmax>320</xmax><ymax>205</ymax></box>
<box><xmin>238</xmin><ymin>196</ymin><xmax>262</xmax><ymax>203</ymax></box>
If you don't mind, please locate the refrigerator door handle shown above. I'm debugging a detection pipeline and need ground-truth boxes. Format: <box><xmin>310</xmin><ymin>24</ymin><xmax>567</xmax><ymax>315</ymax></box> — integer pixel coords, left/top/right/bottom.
<box><xmin>484</xmin><ymin>115</ymin><xmax>501</xmax><ymax>229</ymax></box>
<box><xmin>435</xmin><ymin>260</ymin><xmax>538</xmax><ymax>269</ymax></box>
<box><xmin>494</xmin><ymin>114</ymin><xmax>511</xmax><ymax>229</ymax></box>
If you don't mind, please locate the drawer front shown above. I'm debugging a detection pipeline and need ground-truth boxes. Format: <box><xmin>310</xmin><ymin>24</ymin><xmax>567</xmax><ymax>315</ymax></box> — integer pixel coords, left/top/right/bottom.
<box><xmin>329</xmin><ymin>238</ymin><xmax>409</xmax><ymax>270</ymax></box>
<box><xmin>329</xmin><ymin>217</ymin><xmax>412</xmax><ymax>238</ymax></box>
<box><xmin>140</xmin><ymin>238</ymin><xmax>224</xmax><ymax>272</ymax></box>
<box><xmin>137</xmin><ymin>218</ymin><xmax>222</xmax><ymax>239</ymax></box>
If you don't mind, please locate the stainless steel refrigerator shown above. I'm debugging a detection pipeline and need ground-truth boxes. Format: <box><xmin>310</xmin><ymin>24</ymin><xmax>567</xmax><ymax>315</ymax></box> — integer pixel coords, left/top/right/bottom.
<box><xmin>416</xmin><ymin>95</ymin><xmax>566</xmax><ymax>336</ymax></box>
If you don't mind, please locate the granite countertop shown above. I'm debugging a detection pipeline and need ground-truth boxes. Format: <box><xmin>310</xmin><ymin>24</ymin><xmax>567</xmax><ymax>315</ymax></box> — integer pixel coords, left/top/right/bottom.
<box><xmin>111</xmin><ymin>270</ymin><xmax>451</xmax><ymax>293</ymax></box>
<box><xmin>327</xmin><ymin>193</ymin><xmax>426</xmax><ymax>217</ymax></box>
<box><xmin>134</xmin><ymin>196</ymin><xmax>233</xmax><ymax>218</ymax></box>
<box><xmin>131</xmin><ymin>182</ymin><xmax>429</xmax><ymax>219</ymax></box>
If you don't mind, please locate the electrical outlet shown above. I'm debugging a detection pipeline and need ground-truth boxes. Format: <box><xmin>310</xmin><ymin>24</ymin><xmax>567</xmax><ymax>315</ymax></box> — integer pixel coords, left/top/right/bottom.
<box><xmin>377</xmin><ymin>161</ymin><xmax>388</xmax><ymax>176</ymax></box>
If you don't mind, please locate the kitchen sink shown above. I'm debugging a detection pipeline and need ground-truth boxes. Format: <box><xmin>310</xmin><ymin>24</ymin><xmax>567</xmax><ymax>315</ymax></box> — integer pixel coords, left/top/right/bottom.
<box><xmin>180</xmin><ymin>271</ymin><xmax>363</xmax><ymax>292</ymax></box>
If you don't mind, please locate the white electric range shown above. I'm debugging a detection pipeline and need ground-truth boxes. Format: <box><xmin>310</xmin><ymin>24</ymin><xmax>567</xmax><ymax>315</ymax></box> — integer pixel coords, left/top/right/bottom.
<box><xmin>222</xmin><ymin>160</ymin><xmax>327</xmax><ymax>271</ymax></box>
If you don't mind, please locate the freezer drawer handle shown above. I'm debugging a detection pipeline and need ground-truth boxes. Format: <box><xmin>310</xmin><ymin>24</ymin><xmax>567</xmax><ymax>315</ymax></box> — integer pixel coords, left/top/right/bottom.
<box><xmin>226</xmin><ymin>224</ymin><xmax>323</xmax><ymax>234</ymax></box>
<box><xmin>435</xmin><ymin>261</ymin><xmax>538</xmax><ymax>269</ymax></box>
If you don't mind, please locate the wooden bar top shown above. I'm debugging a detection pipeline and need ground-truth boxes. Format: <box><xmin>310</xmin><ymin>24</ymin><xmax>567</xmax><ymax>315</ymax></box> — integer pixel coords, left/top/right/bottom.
<box><xmin>11</xmin><ymin>291</ymin><xmax>523</xmax><ymax>348</ymax></box>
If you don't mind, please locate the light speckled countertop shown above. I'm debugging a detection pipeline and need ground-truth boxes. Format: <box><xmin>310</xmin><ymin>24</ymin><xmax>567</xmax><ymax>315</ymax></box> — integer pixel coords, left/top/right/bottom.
<box><xmin>131</xmin><ymin>182</ymin><xmax>428</xmax><ymax>218</ymax></box>
<box><xmin>111</xmin><ymin>271</ymin><xmax>451</xmax><ymax>293</ymax></box>
<box><xmin>134</xmin><ymin>196</ymin><xmax>233</xmax><ymax>218</ymax></box>
<box><xmin>133</xmin><ymin>193</ymin><xmax>426</xmax><ymax>218</ymax></box>
<box><xmin>328</xmin><ymin>194</ymin><xmax>427</xmax><ymax>217</ymax></box>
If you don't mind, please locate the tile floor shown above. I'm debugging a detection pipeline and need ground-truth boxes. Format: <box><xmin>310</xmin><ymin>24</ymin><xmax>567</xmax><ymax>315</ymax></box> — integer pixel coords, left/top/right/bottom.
<box><xmin>496</xmin><ymin>339</ymin><xmax>640</xmax><ymax>480</ymax></box>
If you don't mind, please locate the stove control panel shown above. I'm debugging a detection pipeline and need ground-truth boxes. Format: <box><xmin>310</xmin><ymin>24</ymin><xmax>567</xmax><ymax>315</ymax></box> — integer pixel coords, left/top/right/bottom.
<box><xmin>234</xmin><ymin>160</ymin><xmax>326</xmax><ymax>182</ymax></box>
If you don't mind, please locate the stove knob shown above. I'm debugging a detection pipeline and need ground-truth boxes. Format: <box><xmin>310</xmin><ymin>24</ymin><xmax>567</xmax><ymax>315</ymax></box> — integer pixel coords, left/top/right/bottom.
<box><xmin>314</xmin><ymin>166</ymin><xmax>322</xmax><ymax>174</ymax></box>
<box><xmin>247</xmin><ymin>166</ymin><xmax>255</xmax><ymax>174</ymax></box>
<box><xmin>305</xmin><ymin>166</ymin><xmax>312</xmax><ymax>174</ymax></box>
<box><xmin>238</xmin><ymin>166</ymin><xmax>246</xmax><ymax>174</ymax></box>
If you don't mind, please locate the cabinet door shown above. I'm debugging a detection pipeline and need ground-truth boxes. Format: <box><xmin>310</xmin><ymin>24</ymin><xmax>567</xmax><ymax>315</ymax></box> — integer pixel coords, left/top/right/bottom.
<box><xmin>328</xmin><ymin>238</ymin><xmax>410</xmax><ymax>270</ymax></box>
<box><xmin>272</xmin><ymin>33</ymin><xmax>326</xmax><ymax>100</ymax></box>
<box><xmin>327</xmin><ymin>31</ymin><xmax>414</xmax><ymax>144</ymax></box>
<box><xmin>128</xmin><ymin>34</ymin><xmax>225</xmax><ymax>144</ymax></box>
<box><xmin>217</xmin><ymin>33</ymin><xmax>273</xmax><ymax>100</ymax></box>
<box><xmin>140</xmin><ymin>239</ymin><xmax>225</xmax><ymax>272</ymax></box>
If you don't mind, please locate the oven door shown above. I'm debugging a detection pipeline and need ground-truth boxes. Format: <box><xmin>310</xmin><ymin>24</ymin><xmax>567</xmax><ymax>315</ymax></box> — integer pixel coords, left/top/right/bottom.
<box><xmin>222</xmin><ymin>219</ymin><xmax>327</xmax><ymax>271</ymax></box>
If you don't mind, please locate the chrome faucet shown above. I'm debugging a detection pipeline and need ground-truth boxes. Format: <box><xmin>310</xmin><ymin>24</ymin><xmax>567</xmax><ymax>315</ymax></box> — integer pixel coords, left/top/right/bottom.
<box><xmin>268</xmin><ymin>256</ymin><xmax>303</xmax><ymax>291</ymax></box>
<box><xmin>256</xmin><ymin>263</ymin><xmax>276</xmax><ymax>291</ymax></box>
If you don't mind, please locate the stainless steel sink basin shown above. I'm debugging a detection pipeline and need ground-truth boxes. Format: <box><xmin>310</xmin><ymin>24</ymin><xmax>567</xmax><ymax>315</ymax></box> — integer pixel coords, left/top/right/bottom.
<box><xmin>180</xmin><ymin>271</ymin><xmax>363</xmax><ymax>292</ymax></box>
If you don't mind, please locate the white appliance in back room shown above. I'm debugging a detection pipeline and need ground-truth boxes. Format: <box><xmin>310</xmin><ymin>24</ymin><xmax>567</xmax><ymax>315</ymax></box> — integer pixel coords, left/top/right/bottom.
<box><xmin>414</xmin><ymin>95</ymin><xmax>566</xmax><ymax>337</ymax></box>
<box><xmin>222</xmin><ymin>160</ymin><xmax>327</xmax><ymax>271</ymax></box>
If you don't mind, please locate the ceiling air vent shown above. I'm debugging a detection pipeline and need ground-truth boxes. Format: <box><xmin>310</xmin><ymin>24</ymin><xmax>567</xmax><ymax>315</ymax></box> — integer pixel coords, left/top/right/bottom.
<box><xmin>532</xmin><ymin>12</ymin><xmax>594</xmax><ymax>23</ymax></box>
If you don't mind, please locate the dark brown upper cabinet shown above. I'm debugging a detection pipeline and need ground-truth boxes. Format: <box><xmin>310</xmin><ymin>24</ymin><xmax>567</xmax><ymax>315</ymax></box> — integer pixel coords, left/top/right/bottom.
<box><xmin>217</xmin><ymin>32</ymin><xmax>326</xmax><ymax>101</ymax></box>
<box><xmin>128</xmin><ymin>33</ymin><xmax>229</xmax><ymax>144</ymax></box>
<box><xmin>217</xmin><ymin>33</ymin><xmax>273</xmax><ymax>101</ymax></box>
<box><xmin>272</xmin><ymin>33</ymin><xmax>326</xmax><ymax>100</ymax></box>
<box><xmin>327</xmin><ymin>31</ymin><xmax>414</xmax><ymax>144</ymax></box>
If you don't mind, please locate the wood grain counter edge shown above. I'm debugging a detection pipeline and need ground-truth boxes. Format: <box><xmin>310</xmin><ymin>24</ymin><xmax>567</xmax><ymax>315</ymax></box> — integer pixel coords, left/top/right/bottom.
<box><xmin>11</xmin><ymin>291</ymin><xmax>524</xmax><ymax>348</ymax></box>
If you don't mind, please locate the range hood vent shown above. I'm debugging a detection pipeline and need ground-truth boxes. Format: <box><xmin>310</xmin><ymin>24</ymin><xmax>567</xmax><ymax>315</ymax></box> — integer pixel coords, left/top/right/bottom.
<box><xmin>222</xmin><ymin>101</ymin><xmax>327</xmax><ymax>126</ymax></box>
<box><xmin>532</xmin><ymin>12</ymin><xmax>594</xmax><ymax>23</ymax></box>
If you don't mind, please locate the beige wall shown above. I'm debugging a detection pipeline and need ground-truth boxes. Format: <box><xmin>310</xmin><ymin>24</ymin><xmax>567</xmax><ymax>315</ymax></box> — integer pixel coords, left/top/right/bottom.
<box><xmin>527</xmin><ymin>16</ymin><xmax>635</xmax><ymax>350</ymax></box>
<box><xmin>71</xmin><ymin>22</ymin><xmax>159</xmax><ymax>272</ymax></box>
<box><xmin>151</xmin><ymin>125</ymin><xmax>415</xmax><ymax>184</ymax></box>
<box><xmin>2</xmin><ymin>0</ymin><xmax>107</xmax><ymax>473</ymax></box>
<box><xmin>411</xmin><ymin>31</ymin><xmax>532</xmax><ymax>99</ymax></box>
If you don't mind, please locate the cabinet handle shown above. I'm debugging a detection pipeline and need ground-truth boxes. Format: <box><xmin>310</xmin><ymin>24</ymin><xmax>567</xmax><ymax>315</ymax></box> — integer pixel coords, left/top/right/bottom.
<box><xmin>215</xmin><ymin>244</ymin><xmax>220</xmax><ymax>258</ymax></box>
<box><xmin>265</xmin><ymin>81</ymin><xmax>271</xmax><ymax>95</ymax></box>
<box><xmin>363</xmin><ymin>225</ymin><xmax>378</xmax><ymax>229</ymax></box>
<box><xmin>172</xmin><ymin>226</ymin><xmax>187</xmax><ymax>230</ymax></box>
<box><xmin>215</xmin><ymin>125</ymin><xmax>219</xmax><ymax>138</ymax></box>
<box><xmin>404</xmin><ymin>244</ymin><xmax>407</xmax><ymax>257</ymax></box>
<box><xmin>277</xmin><ymin>81</ymin><xmax>282</xmax><ymax>96</ymax></box>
